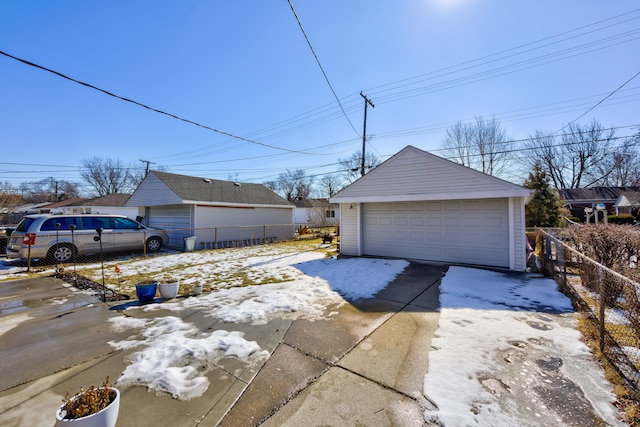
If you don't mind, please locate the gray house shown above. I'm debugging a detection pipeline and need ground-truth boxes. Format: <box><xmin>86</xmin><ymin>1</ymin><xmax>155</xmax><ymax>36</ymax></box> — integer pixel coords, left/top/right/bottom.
<box><xmin>331</xmin><ymin>146</ymin><xmax>532</xmax><ymax>271</ymax></box>
<box><xmin>126</xmin><ymin>171</ymin><xmax>295</xmax><ymax>249</ymax></box>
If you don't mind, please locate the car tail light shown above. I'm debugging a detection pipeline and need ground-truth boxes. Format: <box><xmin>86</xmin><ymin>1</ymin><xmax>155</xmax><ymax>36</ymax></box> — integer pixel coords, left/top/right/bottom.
<box><xmin>23</xmin><ymin>233</ymin><xmax>36</xmax><ymax>245</ymax></box>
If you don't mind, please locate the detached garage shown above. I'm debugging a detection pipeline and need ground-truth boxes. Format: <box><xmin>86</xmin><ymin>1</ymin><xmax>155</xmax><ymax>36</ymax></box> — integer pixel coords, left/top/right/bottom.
<box><xmin>331</xmin><ymin>146</ymin><xmax>531</xmax><ymax>271</ymax></box>
<box><xmin>126</xmin><ymin>171</ymin><xmax>295</xmax><ymax>249</ymax></box>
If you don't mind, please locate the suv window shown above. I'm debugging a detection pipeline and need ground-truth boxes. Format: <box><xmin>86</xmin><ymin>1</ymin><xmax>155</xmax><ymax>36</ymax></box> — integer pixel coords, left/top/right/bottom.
<box><xmin>114</xmin><ymin>217</ymin><xmax>141</xmax><ymax>230</ymax></box>
<box><xmin>80</xmin><ymin>217</ymin><xmax>114</xmax><ymax>231</ymax></box>
<box><xmin>40</xmin><ymin>217</ymin><xmax>80</xmax><ymax>231</ymax></box>
<box><xmin>15</xmin><ymin>217</ymin><xmax>35</xmax><ymax>232</ymax></box>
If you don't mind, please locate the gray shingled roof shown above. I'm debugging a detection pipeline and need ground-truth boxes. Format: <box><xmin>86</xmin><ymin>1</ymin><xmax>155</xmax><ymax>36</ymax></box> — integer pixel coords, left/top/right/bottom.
<box><xmin>152</xmin><ymin>171</ymin><xmax>292</xmax><ymax>206</ymax></box>
<box><xmin>559</xmin><ymin>186</ymin><xmax>640</xmax><ymax>202</ymax></box>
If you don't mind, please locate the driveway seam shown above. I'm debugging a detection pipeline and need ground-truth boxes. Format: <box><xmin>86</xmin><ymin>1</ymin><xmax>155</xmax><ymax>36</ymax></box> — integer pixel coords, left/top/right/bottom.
<box><xmin>256</xmin><ymin>268</ymin><xmax>444</xmax><ymax>424</ymax></box>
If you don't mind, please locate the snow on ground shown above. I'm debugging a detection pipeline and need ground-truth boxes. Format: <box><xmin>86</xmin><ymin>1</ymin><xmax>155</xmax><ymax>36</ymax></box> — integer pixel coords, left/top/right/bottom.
<box><xmin>423</xmin><ymin>267</ymin><xmax>624</xmax><ymax>426</ymax></box>
<box><xmin>104</xmin><ymin>246</ymin><xmax>408</xmax><ymax>400</ymax></box>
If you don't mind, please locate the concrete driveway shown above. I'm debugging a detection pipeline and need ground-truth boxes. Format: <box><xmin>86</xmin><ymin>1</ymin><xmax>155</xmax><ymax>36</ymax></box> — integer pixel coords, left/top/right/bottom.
<box><xmin>0</xmin><ymin>263</ymin><xmax>445</xmax><ymax>426</ymax></box>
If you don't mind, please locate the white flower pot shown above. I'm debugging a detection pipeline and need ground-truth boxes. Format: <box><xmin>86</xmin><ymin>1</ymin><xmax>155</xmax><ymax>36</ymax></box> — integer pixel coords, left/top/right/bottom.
<box><xmin>192</xmin><ymin>284</ymin><xmax>203</xmax><ymax>295</ymax></box>
<box><xmin>55</xmin><ymin>387</ymin><xmax>120</xmax><ymax>427</ymax></box>
<box><xmin>159</xmin><ymin>281</ymin><xmax>179</xmax><ymax>299</ymax></box>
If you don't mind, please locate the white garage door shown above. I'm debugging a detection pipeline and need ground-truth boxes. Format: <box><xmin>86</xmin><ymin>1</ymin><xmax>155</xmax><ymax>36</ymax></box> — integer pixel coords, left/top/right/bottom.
<box><xmin>363</xmin><ymin>199</ymin><xmax>509</xmax><ymax>268</ymax></box>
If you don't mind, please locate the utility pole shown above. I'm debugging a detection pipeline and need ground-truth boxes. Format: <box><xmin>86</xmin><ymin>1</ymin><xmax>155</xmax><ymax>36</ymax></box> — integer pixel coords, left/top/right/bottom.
<box><xmin>139</xmin><ymin>159</ymin><xmax>156</xmax><ymax>175</ymax></box>
<box><xmin>360</xmin><ymin>92</ymin><xmax>374</xmax><ymax>176</ymax></box>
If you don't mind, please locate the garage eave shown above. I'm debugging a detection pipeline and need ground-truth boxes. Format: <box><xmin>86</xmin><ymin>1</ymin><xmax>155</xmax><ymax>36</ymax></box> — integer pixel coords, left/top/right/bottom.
<box><xmin>331</xmin><ymin>189</ymin><xmax>532</xmax><ymax>204</ymax></box>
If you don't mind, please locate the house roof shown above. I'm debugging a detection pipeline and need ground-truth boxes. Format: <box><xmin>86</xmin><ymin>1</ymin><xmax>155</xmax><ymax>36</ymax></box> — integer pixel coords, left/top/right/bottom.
<box><xmin>130</xmin><ymin>171</ymin><xmax>293</xmax><ymax>207</ymax></box>
<box><xmin>331</xmin><ymin>145</ymin><xmax>531</xmax><ymax>203</ymax></box>
<box><xmin>615</xmin><ymin>191</ymin><xmax>640</xmax><ymax>207</ymax></box>
<box><xmin>39</xmin><ymin>197</ymin><xmax>87</xmax><ymax>210</ymax></box>
<box><xmin>64</xmin><ymin>193</ymin><xmax>132</xmax><ymax>207</ymax></box>
<box><xmin>559</xmin><ymin>187</ymin><xmax>640</xmax><ymax>203</ymax></box>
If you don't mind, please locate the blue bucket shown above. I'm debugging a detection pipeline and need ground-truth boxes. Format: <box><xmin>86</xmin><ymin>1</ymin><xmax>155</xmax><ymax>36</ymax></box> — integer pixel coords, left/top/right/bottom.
<box><xmin>135</xmin><ymin>282</ymin><xmax>158</xmax><ymax>304</ymax></box>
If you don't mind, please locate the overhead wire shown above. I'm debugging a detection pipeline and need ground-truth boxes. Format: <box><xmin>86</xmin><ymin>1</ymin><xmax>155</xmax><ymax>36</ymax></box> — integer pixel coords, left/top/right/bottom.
<box><xmin>555</xmin><ymin>69</ymin><xmax>640</xmax><ymax>134</ymax></box>
<box><xmin>363</xmin><ymin>8</ymin><xmax>640</xmax><ymax>98</ymax></box>
<box><xmin>286</xmin><ymin>0</ymin><xmax>361</xmax><ymax>137</ymax></box>
<box><xmin>2</xmin><ymin>8</ymin><xmax>639</xmax><ymax>185</ymax></box>
<box><xmin>0</xmin><ymin>50</ymin><xmax>316</xmax><ymax>155</ymax></box>
<box><xmin>194</xmin><ymin>8</ymin><xmax>640</xmax><ymax>152</ymax></box>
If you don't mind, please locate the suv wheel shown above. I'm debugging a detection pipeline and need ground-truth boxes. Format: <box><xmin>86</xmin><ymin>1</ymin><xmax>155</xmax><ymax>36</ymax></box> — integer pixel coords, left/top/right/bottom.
<box><xmin>146</xmin><ymin>237</ymin><xmax>162</xmax><ymax>253</ymax></box>
<box><xmin>48</xmin><ymin>244</ymin><xmax>75</xmax><ymax>263</ymax></box>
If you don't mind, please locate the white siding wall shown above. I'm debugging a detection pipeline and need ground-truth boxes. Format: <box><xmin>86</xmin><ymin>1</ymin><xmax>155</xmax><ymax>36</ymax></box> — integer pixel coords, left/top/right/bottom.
<box><xmin>511</xmin><ymin>197</ymin><xmax>526</xmax><ymax>271</ymax></box>
<box><xmin>334</xmin><ymin>147</ymin><xmax>528</xmax><ymax>202</ymax></box>
<box><xmin>127</xmin><ymin>173</ymin><xmax>183</xmax><ymax>206</ymax></box>
<box><xmin>294</xmin><ymin>207</ymin><xmax>340</xmax><ymax>226</ymax></box>
<box><xmin>194</xmin><ymin>205</ymin><xmax>294</xmax><ymax>244</ymax></box>
<box><xmin>339</xmin><ymin>203</ymin><xmax>360</xmax><ymax>256</ymax></box>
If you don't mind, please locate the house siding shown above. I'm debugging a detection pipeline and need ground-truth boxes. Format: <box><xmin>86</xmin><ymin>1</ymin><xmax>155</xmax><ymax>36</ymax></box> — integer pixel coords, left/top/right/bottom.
<box><xmin>127</xmin><ymin>174</ymin><xmax>183</xmax><ymax>206</ymax></box>
<box><xmin>332</xmin><ymin>146</ymin><xmax>529</xmax><ymax>202</ymax></box>
<box><xmin>339</xmin><ymin>203</ymin><xmax>360</xmax><ymax>256</ymax></box>
<box><xmin>194</xmin><ymin>205</ymin><xmax>294</xmax><ymax>244</ymax></box>
<box><xmin>510</xmin><ymin>197</ymin><xmax>526</xmax><ymax>271</ymax></box>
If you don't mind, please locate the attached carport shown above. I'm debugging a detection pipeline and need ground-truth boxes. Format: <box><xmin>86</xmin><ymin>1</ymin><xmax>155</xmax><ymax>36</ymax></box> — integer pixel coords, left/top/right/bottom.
<box><xmin>331</xmin><ymin>146</ymin><xmax>532</xmax><ymax>271</ymax></box>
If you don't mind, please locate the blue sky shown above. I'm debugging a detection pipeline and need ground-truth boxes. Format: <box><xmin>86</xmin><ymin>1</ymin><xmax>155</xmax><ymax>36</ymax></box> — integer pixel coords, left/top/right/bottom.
<box><xmin>1</xmin><ymin>1</ymin><xmax>639</xmax><ymax>194</ymax></box>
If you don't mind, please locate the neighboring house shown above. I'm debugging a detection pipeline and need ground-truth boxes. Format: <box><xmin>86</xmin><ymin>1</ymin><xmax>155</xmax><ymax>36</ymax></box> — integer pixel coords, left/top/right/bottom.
<box><xmin>45</xmin><ymin>194</ymin><xmax>138</xmax><ymax>218</ymax></box>
<box><xmin>559</xmin><ymin>187</ymin><xmax>640</xmax><ymax>221</ymax></box>
<box><xmin>293</xmin><ymin>198</ymin><xmax>340</xmax><ymax>227</ymax></box>
<box><xmin>37</xmin><ymin>197</ymin><xmax>87</xmax><ymax>214</ymax></box>
<box><xmin>126</xmin><ymin>171</ymin><xmax>295</xmax><ymax>249</ymax></box>
<box><xmin>614</xmin><ymin>191</ymin><xmax>640</xmax><ymax>218</ymax></box>
<box><xmin>1</xmin><ymin>202</ymin><xmax>50</xmax><ymax>225</ymax></box>
<box><xmin>331</xmin><ymin>145</ymin><xmax>532</xmax><ymax>271</ymax></box>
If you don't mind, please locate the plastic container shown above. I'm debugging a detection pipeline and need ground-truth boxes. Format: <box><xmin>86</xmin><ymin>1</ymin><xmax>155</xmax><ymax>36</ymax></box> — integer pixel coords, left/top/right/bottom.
<box><xmin>183</xmin><ymin>236</ymin><xmax>197</xmax><ymax>252</ymax></box>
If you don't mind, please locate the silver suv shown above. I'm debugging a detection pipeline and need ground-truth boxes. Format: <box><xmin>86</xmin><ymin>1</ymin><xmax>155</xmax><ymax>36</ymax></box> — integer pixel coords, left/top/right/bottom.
<box><xmin>6</xmin><ymin>214</ymin><xmax>169</xmax><ymax>263</ymax></box>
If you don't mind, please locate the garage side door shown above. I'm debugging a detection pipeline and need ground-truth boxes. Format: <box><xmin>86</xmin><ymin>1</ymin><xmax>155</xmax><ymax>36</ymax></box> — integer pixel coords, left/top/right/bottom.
<box><xmin>363</xmin><ymin>199</ymin><xmax>509</xmax><ymax>268</ymax></box>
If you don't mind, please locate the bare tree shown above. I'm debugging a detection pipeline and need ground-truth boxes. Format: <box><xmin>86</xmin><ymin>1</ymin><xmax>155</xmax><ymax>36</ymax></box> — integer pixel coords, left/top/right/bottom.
<box><xmin>0</xmin><ymin>182</ymin><xmax>23</xmax><ymax>213</ymax></box>
<box><xmin>442</xmin><ymin>121</ymin><xmax>474</xmax><ymax>168</ymax></box>
<box><xmin>263</xmin><ymin>180</ymin><xmax>278</xmax><ymax>192</ymax></box>
<box><xmin>441</xmin><ymin>116</ymin><xmax>512</xmax><ymax>177</ymax></box>
<box><xmin>317</xmin><ymin>173</ymin><xmax>344</xmax><ymax>198</ymax></box>
<box><xmin>18</xmin><ymin>178</ymin><xmax>79</xmax><ymax>202</ymax></box>
<box><xmin>338</xmin><ymin>151</ymin><xmax>381</xmax><ymax>184</ymax></box>
<box><xmin>81</xmin><ymin>157</ymin><xmax>137</xmax><ymax>196</ymax></box>
<box><xmin>522</xmin><ymin>119</ymin><xmax>616</xmax><ymax>189</ymax></box>
<box><xmin>267</xmin><ymin>169</ymin><xmax>314</xmax><ymax>202</ymax></box>
<box><xmin>595</xmin><ymin>134</ymin><xmax>640</xmax><ymax>186</ymax></box>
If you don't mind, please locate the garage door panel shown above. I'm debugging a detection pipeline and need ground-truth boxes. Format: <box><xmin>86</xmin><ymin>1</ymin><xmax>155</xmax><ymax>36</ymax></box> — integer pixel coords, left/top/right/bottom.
<box><xmin>410</xmin><ymin>217</ymin><xmax>424</xmax><ymax>226</ymax></box>
<box><xmin>394</xmin><ymin>217</ymin><xmax>408</xmax><ymax>226</ymax></box>
<box><xmin>363</xmin><ymin>199</ymin><xmax>509</xmax><ymax>268</ymax></box>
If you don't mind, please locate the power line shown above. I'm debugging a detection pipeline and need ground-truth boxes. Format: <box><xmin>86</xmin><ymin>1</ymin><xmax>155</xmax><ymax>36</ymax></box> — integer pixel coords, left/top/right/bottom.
<box><xmin>286</xmin><ymin>0</ymin><xmax>360</xmax><ymax>136</ymax></box>
<box><xmin>364</xmin><ymin>8</ymin><xmax>640</xmax><ymax>99</ymax></box>
<box><xmin>556</xmin><ymin>69</ymin><xmax>640</xmax><ymax>133</ymax></box>
<box><xmin>0</xmin><ymin>49</ymin><xmax>313</xmax><ymax>155</ymax></box>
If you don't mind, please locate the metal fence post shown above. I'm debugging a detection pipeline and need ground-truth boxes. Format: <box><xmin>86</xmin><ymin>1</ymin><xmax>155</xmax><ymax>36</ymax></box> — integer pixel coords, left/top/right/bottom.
<box><xmin>598</xmin><ymin>268</ymin><xmax>605</xmax><ymax>351</ymax></box>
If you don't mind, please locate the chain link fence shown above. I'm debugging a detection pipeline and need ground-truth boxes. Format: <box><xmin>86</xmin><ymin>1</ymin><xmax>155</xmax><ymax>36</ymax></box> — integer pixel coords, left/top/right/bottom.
<box><xmin>0</xmin><ymin>224</ymin><xmax>312</xmax><ymax>298</ymax></box>
<box><xmin>536</xmin><ymin>228</ymin><xmax>640</xmax><ymax>397</ymax></box>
